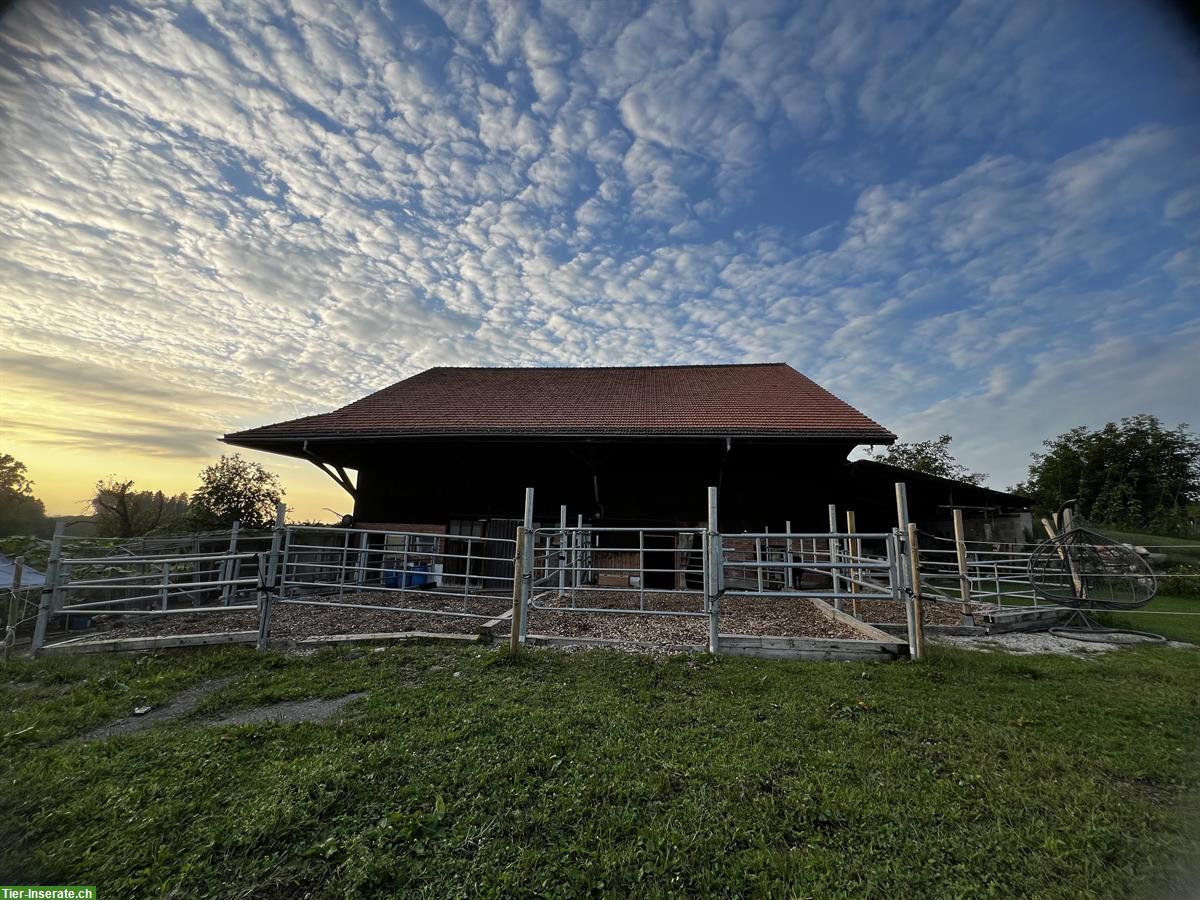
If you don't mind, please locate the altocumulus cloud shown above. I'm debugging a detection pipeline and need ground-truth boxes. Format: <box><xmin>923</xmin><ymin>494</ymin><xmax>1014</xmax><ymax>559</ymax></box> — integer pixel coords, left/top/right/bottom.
<box><xmin>0</xmin><ymin>0</ymin><xmax>1197</xmax><ymax>487</ymax></box>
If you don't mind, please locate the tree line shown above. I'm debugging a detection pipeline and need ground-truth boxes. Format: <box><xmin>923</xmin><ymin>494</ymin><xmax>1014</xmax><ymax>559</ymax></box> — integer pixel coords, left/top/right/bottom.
<box><xmin>865</xmin><ymin>414</ymin><xmax>1197</xmax><ymax>537</ymax></box>
<box><xmin>0</xmin><ymin>453</ymin><xmax>285</xmax><ymax>539</ymax></box>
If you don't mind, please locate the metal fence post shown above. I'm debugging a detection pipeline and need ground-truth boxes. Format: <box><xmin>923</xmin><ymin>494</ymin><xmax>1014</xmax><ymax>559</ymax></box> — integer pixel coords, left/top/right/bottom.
<box><xmin>784</xmin><ymin>520</ymin><xmax>794</xmax><ymax>589</ymax></box>
<box><xmin>558</xmin><ymin>505</ymin><xmax>567</xmax><ymax>597</ymax></box>
<box><xmin>355</xmin><ymin>530</ymin><xmax>369</xmax><ymax>590</ymax></box>
<box><xmin>519</xmin><ymin>487</ymin><xmax>534</xmax><ymax>644</ymax></box>
<box><xmin>31</xmin><ymin>520</ymin><xmax>65</xmax><ymax>656</ymax></box>
<box><xmin>572</xmin><ymin>513</ymin><xmax>582</xmax><ymax>603</ymax></box>
<box><xmin>827</xmin><ymin>504</ymin><xmax>842</xmax><ymax>611</ymax></box>
<box><xmin>256</xmin><ymin>502</ymin><xmax>287</xmax><ymax>651</ymax></box>
<box><xmin>159</xmin><ymin>561</ymin><xmax>170</xmax><ymax>611</ymax></box>
<box><xmin>906</xmin><ymin>523</ymin><xmax>926</xmax><ymax>660</ymax></box>
<box><xmin>706</xmin><ymin>486</ymin><xmax>720</xmax><ymax>655</ymax></box>
<box><xmin>845</xmin><ymin>510</ymin><xmax>860</xmax><ymax>619</ymax></box>
<box><xmin>510</xmin><ymin>525</ymin><xmax>526</xmax><ymax>653</ymax></box>
<box><xmin>895</xmin><ymin>482</ymin><xmax>911</xmax><ymax>584</ymax></box>
<box><xmin>4</xmin><ymin>556</ymin><xmax>23</xmax><ymax>662</ymax></box>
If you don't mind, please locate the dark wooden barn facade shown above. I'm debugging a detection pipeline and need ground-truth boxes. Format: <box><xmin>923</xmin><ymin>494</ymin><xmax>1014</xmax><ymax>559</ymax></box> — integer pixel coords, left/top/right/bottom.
<box><xmin>224</xmin><ymin>363</ymin><xmax>1028</xmax><ymax>538</ymax></box>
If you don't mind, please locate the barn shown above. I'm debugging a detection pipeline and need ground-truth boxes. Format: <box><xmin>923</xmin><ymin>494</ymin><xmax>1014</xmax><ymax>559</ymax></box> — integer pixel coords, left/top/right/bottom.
<box><xmin>223</xmin><ymin>363</ymin><xmax>1030</xmax><ymax>543</ymax></box>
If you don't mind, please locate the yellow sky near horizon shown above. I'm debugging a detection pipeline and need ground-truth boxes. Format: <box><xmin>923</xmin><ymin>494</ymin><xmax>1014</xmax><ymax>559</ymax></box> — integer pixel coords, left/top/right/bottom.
<box><xmin>4</xmin><ymin>431</ymin><xmax>353</xmax><ymax>523</ymax></box>
<box><xmin>2</xmin><ymin>353</ymin><xmax>352</xmax><ymax>522</ymax></box>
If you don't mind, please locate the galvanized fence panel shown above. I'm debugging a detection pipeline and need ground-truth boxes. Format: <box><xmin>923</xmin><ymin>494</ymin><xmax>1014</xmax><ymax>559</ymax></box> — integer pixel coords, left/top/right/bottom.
<box><xmin>914</xmin><ymin>531</ymin><xmax>1200</xmax><ymax>624</ymax></box>
<box><xmin>31</xmin><ymin>548</ymin><xmax>262</xmax><ymax>652</ymax></box>
<box><xmin>260</xmin><ymin>525</ymin><xmax>518</xmax><ymax>642</ymax></box>
<box><xmin>526</xmin><ymin>525</ymin><xmax>708</xmax><ymax>616</ymax></box>
<box><xmin>719</xmin><ymin>531</ymin><xmax>898</xmax><ymax>604</ymax></box>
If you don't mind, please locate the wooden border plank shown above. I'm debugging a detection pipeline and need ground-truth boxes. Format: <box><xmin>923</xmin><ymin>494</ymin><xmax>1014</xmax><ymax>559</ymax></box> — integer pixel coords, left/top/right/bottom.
<box><xmin>525</xmin><ymin>634</ymin><xmax>707</xmax><ymax>653</ymax></box>
<box><xmin>41</xmin><ymin>631</ymin><xmax>258</xmax><ymax>654</ymax></box>
<box><xmin>273</xmin><ymin>631</ymin><xmax>482</xmax><ymax>649</ymax></box>
<box><xmin>809</xmin><ymin>599</ymin><xmax>899</xmax><ymax>642</ymax></box>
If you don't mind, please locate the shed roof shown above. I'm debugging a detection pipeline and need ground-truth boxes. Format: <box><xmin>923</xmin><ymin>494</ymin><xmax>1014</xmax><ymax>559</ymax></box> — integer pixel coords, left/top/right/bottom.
<box><xmin>224</xmin><ymin>363</ymin><xmax>895</xmax><ymax>445</ymax></box>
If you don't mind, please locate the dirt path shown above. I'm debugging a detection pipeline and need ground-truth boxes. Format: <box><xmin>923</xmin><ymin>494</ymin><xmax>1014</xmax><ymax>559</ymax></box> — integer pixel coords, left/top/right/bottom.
<box><xmin>79</xmin><ymin>676</ymin><xmax>237</xmax><ymax>741</ymax></box>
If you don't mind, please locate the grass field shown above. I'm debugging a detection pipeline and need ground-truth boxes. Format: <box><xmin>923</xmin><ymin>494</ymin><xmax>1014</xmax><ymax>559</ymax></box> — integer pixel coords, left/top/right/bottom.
<box><xmin>2</xmin><ymin>643</ymin><xmax>1199</xmax><ymax>898</ymax></box>
<box><xmin>1093</xmin><ymin>529</ymin><xmax>1200</xmax><ymax>567</ymax></box>
<box><xmin>968</xmin><ymin>587</ymin><xmax>1200</xmax><ymax>644</ymax></box>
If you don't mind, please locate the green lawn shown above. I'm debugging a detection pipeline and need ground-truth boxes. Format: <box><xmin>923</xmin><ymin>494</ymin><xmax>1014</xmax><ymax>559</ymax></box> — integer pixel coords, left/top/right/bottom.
<box><xmin>1096</xmin><ymin>592</ymin><xmax>1200</xmax><ymax>644</ymax></box>
<box><xmin>2</xmin><ymin>643</ymin><xmax>1199</xmax><ymax>898</ymax></box>
<box><xmin>1094</xmin><ymin>529</ymin><xmax>1200</xmax><ymax>567</ymax></box>
<box><xmin>973</xmin><ymin>587</ymin><xmax>1200</xmax><ymax>644</ymax></box>
<box><xmin>925</xmin><ymin>573</ymin><xmax>1200</xmax><ymax>644</ymax></box>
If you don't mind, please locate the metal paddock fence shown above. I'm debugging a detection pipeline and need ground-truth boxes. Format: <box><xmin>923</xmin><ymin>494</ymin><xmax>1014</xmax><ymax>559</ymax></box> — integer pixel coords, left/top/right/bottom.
<box><xmin>261</xmin><ymin>523</ymin><xmax>518</xmax><ymax>645</ymax></box>
<box><xmin>508</xmin><ymin>487</ymin><xmax>919</xmax><ymax>657</ymax></box>
<box><xmin>912</xmin><ymin>528</ymin><xmax>1199</xmax><ymax>626</ymax></box>
<box><xmin>24</xmin><ymin>487</ymin><xmax>1054</xmax><ymax>661</ymax></box>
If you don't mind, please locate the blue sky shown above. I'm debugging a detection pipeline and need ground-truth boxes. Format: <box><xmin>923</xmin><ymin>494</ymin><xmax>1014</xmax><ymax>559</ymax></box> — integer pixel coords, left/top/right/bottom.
<box><xmin>1</xmin><ymin>0</ymin><xmax>1198</xmax><ymax>514</ymax></box>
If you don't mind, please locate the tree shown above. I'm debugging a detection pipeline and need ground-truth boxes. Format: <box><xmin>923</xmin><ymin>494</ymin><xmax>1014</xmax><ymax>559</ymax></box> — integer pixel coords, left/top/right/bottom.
<box><xmin>91</xmin><ymin>479</ymin><xmax>189</xmax><ymax>538</ymax></box>
<box><xmin>1012</xmin><ymin>415</ymin><xmax>1199</xmax><ymax>535</ymax></box>
<box><xmin>187</xmin><ymin>454</ymin><xmax>284</xmax><ymax>531</ymax></box>
<box><xmin>0</xmin><ymin>453</ymin><xmax>50</xmax><ymax>537</ymax></box>
<box><xmin>867</xmin><ymin>435</ymin><xmax>987</xmax><ymax>486</ymax></box>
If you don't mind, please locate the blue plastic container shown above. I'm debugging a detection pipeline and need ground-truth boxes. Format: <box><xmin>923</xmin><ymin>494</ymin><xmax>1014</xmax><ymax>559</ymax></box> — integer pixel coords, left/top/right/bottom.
<box><xmin>384</xmin><ymin>564</ymin><xmax>428</xmax><ymax>588</ymax></box>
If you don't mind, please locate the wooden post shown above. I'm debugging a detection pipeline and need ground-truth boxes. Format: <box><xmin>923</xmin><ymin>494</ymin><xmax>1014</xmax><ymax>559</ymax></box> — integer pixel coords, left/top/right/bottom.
<box><xmin>221</xmin><ymin>520</ymin><xmax>240</xmax><ymax>605</ymax></box>
<box><xmin>1044</xmin><ymin>511</ymin><xmax>1083</xmax><ymax>599</ymax></box>
<box><xmin>952</xmin><ymin>508</ymin><xmax>971</xmax><ymax>617</ymax></box>
<box><xmin>706</xmin><ymin>486</ymin><xmax>720</xmax><ymax>655</ymax></box>
<box><xmin>827</xmin><ymin>504</ymin><xmax>842</xmax><ymax>611</ymax></box>
<box><xmin>257</xmin><ymin>502</ymin><xmax>287</xmax><ymax>651</ymax></box>
<box><xmin>510</xmin><ymin>525</ymin><xmax>526</xmax><ymax>653</ymax></box>
<box><xmin>906</xmin><ymin>523</ymin><xmax>925</xmax><ymax>661</ymax></box>
<box><xmin>845</xmin><ymin>510</ymin><xmax>860</xmax><ymax>619</ymax></box>
<box><xmin>32</xmin><ymin>520</ymin><xmax>65</xmax><ymax>655</ymax></box>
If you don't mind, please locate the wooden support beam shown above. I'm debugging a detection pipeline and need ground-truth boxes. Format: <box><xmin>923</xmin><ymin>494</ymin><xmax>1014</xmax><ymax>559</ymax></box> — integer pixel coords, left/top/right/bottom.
<box><xmin>952</xmin><ymin>508</ymin><xmax>971</xmax><ymax>616</ymax></box>
<box><xmin>809</xmin><ymin>598</ymin><xmax>896</xmax><ymax>642</ymax></box>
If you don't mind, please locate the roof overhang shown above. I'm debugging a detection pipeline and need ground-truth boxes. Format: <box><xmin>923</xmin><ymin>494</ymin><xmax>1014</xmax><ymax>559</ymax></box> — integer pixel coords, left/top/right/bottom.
<box><xmin>223</xmin><ymin>429</ymin><xmax>895</xmax><ymax>463</ymax></box>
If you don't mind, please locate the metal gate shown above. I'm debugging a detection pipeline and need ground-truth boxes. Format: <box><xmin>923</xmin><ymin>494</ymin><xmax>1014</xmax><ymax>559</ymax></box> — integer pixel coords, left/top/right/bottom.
<box><xmin>510</xmin><ymin>487</ymin><xmax>915</xmax><ymax>656</ymax></box>
<box><xmin>31</xmin><ymin>547</ymin><xmax>261</xmax><ymax>651</ymax></box>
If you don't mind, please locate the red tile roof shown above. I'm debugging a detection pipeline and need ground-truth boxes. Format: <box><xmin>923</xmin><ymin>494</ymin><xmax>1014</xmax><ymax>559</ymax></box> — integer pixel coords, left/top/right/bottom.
<box><xmin>224</xmin><ymin>363</ymin><xmax>895</xmax><ymax>444</ymax></box>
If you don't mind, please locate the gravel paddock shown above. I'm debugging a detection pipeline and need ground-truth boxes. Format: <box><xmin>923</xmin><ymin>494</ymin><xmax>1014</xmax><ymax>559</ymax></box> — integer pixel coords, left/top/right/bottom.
<box><xmin>59</xmin><ymin>590</ymin><xmax>511</xmax><ymax>645</ymax></box>
<box><xmin>55</xmin><ymin>587</ymin><xmax>881</xmax><ymax>648</ymax></box>
<box><xmin>527</xmin><ymin>590</ymin><xmax>863</xmax><ymax>643</ymax></box>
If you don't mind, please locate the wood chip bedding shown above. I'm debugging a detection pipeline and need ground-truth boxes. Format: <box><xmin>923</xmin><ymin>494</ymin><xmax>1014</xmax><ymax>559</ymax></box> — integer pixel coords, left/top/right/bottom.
<box><xmin>528</xmin><ymin>590</ymin><xmax>864</xmax><ymax>643</ymax></box>
<box><xmin>57</xmin><ymin>588</ymin><xmax>907</xmax><ymax>647</ymax></box>
<box><xmin>61</xmin><ymin>590</ymin><xmax>511</xmax><ymax>644</ymax></box>
<box><xmin>853</xmin><ymin>597</ymin><xmax>991</xmax><ymax>625</ymax></box>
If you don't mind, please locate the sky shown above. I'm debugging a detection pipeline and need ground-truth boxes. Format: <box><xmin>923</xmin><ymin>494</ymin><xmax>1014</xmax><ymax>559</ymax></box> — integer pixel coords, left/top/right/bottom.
<box><xmin>1</xmin><ymin>0</ymin><xmax>1198</xmax><ymax>521</ymax></box>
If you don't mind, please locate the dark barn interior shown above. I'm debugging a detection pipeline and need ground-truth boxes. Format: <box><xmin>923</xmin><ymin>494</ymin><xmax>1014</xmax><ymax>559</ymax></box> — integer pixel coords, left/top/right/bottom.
<box><xmin>346</xmin><ymin>437</ymin><xmax>860</xmax><ymax>532</ymax></box>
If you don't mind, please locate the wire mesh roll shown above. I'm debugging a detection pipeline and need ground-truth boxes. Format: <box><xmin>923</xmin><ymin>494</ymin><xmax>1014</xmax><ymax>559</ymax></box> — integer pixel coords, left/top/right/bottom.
<box><xmin>1028</xmin><ymin>528</ymin><xmax>1157</xmax><ymax>610</ymax></box>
